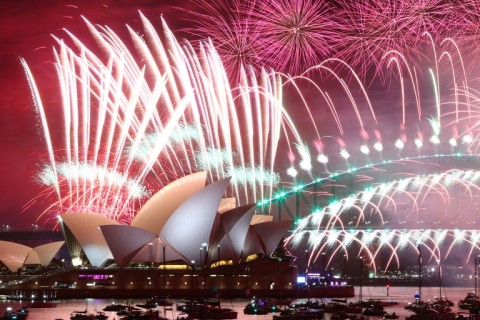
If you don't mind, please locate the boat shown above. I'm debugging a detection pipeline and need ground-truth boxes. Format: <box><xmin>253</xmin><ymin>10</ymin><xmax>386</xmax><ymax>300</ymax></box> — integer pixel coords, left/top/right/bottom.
<box><xmin>405</xmin><ymin>309</ymin><xmax>455</xmax><ymax>320</ymax></box>
<box><xmin>70</xmin><ymin>312</ymin><xmax>94</xmax><ymax>320</ymax></box>
<box><xmin>362</xmin><ymin>304</ymin><xmax>386</xmax><ymax>316</ymax></box>
<box><xmin>330</xmin><ymin>313</ymin><xmax>365</xmax><ymax>320</ymax></box>
<box><xmin>117</xmin><ymin>306</ymin><xmax>142</xmax><ymax>316</ymax></box>
<box><xmin>431</xmin><ymin>297</ymin><xmax>453</xmax><ymax>314</ymax></box>
<box><xmin>137</xmin><ymin>297</ymin><xmax>173</xmax><ymax>309</ymax></box>
<box><xmin>404</xmin><ymin>292</ymin><xmax>454</xmax><ymax>315</ymax></box>
<box><xmin>193</xmin><ymin>306</ymin><xmax>237</xmax><ymax>319</ymax></box>
<box><xmin>366</xmin><ymin>298</ymin><xmax>399</xmax><ymax>307</ymax></box>
<box><xmin>93</xmin><ymin>311</ymin><xmax>109</xmax><ymax>320</ymax></box>
<box><xmin>382</xmin><ymin>312</ymin><xmax>399</xmax><ymax>319</ymax></box>
<box><xmin>243</xmin><ymin>297</ymin><xmax>278</xmax><ymax>314</ymax></box>
<box><xmin>243</xmin><ymin>303</ymin><xmax>269</xmax><ymax>315</ymax></box>
<box><xmin>459</xmin><ymin>292</ymin><xmax>480</xmax><ymax>310</ymax></box>
<box><xmin>178</xmin><ymin>303</ymin><xmax>237</xmax><ymax>319</ymax></box>
<box><xmin>117</xmin><ymin>309</ymin><xmax>168</xmax><ymax>320</ymax></box>
<box><xmin>323</xmin><ymin>302</ymin><xmax>362</xmax><ymax>314</ymax></box>
<box><xmin>289</xmin><ymin>300</ymin><xmax>323</xmax><ymax>310</ymax></box>
<box><xmin>404</xmin><ymin>300</ymin><xmax>430</xmax><ymax>313</ymax></box>
<box><xmin>434</xmin><ymin>297</ymin><xmax>454</xmax><ymax>307</ymax></box>
<box><xmin>15</xmin><ymin>307</ymin><xmax>28</xmax><ymax>317</ymax></box>
<box><xmin>273</xmin><ymin>308</ymin><xmax>324</xmax><ymax>320</ymax></box>
<box><xmin>103</xmin><ymin>302</ymin><xmax>128</xmax><ymax>311</ymax></box>
<box><xmin>1</xmin><ymin>307</ymin><xmax>29</xmax><ymax>320</ymax></box>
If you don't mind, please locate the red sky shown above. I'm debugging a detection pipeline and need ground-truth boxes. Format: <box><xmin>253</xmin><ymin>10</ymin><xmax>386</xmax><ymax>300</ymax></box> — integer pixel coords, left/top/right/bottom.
<box><xmin>0</xmin><ymin>1</ymin><xmax>468</xmax><ymax>231</ymax></box>
<box><xmin>0</xmin><ymin>0</ymin><xmax>191</xmax><ymax>229</ymax></box>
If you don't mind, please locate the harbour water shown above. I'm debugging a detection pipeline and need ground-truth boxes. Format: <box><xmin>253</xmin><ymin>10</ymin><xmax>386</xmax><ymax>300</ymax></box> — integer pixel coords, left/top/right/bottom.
<box><xmin>0</xmin><ymin>286</ymin><xmax>475</xmax><ymax>319</ymax></box>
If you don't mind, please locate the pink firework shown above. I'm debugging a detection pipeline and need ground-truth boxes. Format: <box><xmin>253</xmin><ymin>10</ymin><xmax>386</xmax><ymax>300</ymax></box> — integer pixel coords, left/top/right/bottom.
<box><xmin>451</xmin><ymin>0</ymin><xmax>480</xmax><ymax>74</ymax></box>
<box><xmin>251</xmin><ymin>0</ymin><xmax>342</xmax><ymax>75</ymax></box>
<box><xmin>183</xmin><ymin>0</ymin><xmax>478</xmax><ymax>81</ymax></box>
<box><xmin>182</xmin><ymin>0</ymin><xmax>262</xmax><ymax>81</ymax></box>
<box><xmin>336</xmin><ymin>0</ymin><xmax>449</xmax><ymax>77</ymax></box>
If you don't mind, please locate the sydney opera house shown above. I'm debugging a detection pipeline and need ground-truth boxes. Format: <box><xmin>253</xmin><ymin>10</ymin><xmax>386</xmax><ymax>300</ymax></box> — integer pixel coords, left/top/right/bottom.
<box><xmin>0</xmin><ymin>173</ymin><xmax>352</xmax><ymax>298</ymax></box>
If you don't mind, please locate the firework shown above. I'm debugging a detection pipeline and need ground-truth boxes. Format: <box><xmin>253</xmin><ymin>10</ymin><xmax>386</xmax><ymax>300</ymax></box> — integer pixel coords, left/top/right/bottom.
<box><xmin>22</xmin><ymin>14</ymin><xmax>302</xmax><ymax>221</ymax></box>
<box><xmin>287</xmin><ymin>228</ymin><xmax>480</xmax><ymax>273</ymax></box>
<box><xmin>186</xmin><ymin>0</ymin><xmax>342</xmax><ymax>76</ymax></box>
<box><xmin>181</xmin><ymin>0</ymin><xmax>261</xmax><ymax>81</ymax></box>
<box><xmin>183</xmin><ymin>0</ymin><xmax>480</xmax><ymax>80</ymax></box>
<box><xmin>252</xmin><ymin>0</ymin><xmax>342</xmax><ymax>75</ymax></box>
<box><xmin>285</xmin><ymin>170</ymin><xmax>480</xmax><ymax>272</ymax></box>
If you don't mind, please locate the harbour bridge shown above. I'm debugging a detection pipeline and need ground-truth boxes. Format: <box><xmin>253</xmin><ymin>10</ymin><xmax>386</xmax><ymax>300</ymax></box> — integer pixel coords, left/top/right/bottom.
<box><xmin>254</xmin><ymin>153</ymin><xmax>480</xmax><ymax>271</ymax></box>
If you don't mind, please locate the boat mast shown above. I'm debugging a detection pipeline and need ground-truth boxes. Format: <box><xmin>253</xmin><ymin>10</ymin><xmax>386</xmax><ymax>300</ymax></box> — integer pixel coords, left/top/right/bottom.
<box><xmin>359</xmin><ymin>257</ymin><xmax>363</xmax><ymax>302</ymax></box>
<box><xmin>475</xmin><ymin>257</ymin><xmax>478</xmax><ymax>297</ymax></box>
<box><xmin>418</xmin><ymin>244</ymin><xmax>422</xmax><ymax>302</ymax></box>
<box><xmin>163</xmin><ymin>246</ymin><xmax>166</xmax><ymax>303</ymax></box>
<box><xmin>438</xmin><ymin>259</ymin><xmax>442</xmax><ymax>299</ymax></box>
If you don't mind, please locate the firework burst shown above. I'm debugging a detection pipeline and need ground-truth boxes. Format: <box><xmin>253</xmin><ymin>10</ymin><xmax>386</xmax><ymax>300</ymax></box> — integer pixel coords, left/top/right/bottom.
<box><xmin>181</xmin><ymin>0</ymin><xmax>262</xmax><ymax>81</ymax></box>
<box><xmin>252</xmin><ymin>0</ymin><xmax>342</xmax><ymax>75</ymax></box>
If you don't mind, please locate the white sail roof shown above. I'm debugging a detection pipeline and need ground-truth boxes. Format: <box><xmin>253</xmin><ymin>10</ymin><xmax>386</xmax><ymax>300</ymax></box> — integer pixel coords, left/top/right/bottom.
<box><xmin>242</xmin><ymin>220</ymin><xmax>291</xmax><ymax>259</ymax></box>
<box><xmin>100</xmin><ymin>225</ymin><xmax>157</xmax><ymax>267</ymax></box>
<box><xmin>131</xmin><ymin>237</ymin><xmax>185</xmax><ymax>263</ymax></box>
<box><xmin>254</xmin><ymin>220</ymin><xmax>291</xmax><ymax>256</ymax></box>
<box><xmin>131</xmin><ymin>172</ymin><xmax>208</xmax><ymax>234</ymax></box>
<box><xmin>160</xmin><ymin>178</ymin><xmax>230</xmax><ymax>264</ymax></box>
<box><xmin>25</xmin><ymin>241</ymin><xmax>65</xmax><ymax>266</ymax></box>
<box><xmin>60</xmin><ymin>213</ymin><xmax>119</xmax><ymax>267</ymax></box>
<box><xmin>210</xmin><ymin>204</ymin><xmax>256</xmax><ymax>263</ymax></box>
<box><xmin>0</xmin><ymin>241</ymin><xmax>32</xmax><ymax>272</ymax></box>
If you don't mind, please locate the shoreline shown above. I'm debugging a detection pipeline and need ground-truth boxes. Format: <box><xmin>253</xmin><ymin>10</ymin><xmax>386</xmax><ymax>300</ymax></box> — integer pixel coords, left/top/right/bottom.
<box><xmin>0</xmin><ymin>286</ymin><xmax>354</xmax><ymax>300</ymax></box>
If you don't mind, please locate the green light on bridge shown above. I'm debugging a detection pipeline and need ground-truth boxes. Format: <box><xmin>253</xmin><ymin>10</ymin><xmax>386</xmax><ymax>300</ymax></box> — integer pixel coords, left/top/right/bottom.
<box><xmin>294</xmin><ymin>217</ymin><xmax>301</xmax><ymax>225</ymax></box>
<box><xmin>257</xmin><ymin>199</ymin><xmax>271</xmax><ymax>207</ymax></box>
<box><xmin>274</xmin><ymin>191</ymin><xmax>287</xmax><ymax>200</ymax></box>
<box><xmin>364</xmin><ymin>186</ymin><xmax>374</xmax><ymax>192</ymax></box>
<box><xmin>293</xmin><ymin>184</ymin><xmax>304</xmax><ymax>192</ymax></box>
<box><xmin>328</xmin><ymin>199</ymin><xmax>339</xmax><ymax>206</ymax></box>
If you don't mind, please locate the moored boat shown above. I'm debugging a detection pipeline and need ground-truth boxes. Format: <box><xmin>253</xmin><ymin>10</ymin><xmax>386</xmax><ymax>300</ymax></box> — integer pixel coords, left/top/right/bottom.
<box><xmin>382</xmin><ymin>312</ymin><xmax>399</xmax><ymax>319</ymax></box>
<box><xmin>70</xmin><ymin>311</ymin><xmax>94</xmax><ymax>320</ymax></box>
<box><xmin>273</xmin><ymin>309</ymin><xmax>324</xmax><ymax>320</ymax></box>
<box><xmin>103</xmin><ymin>302</ymin><xmax>128</xmax><ymax>311</ymax></box>
<box><xmin>178</xmin><ymin>303</ymin><xmax>237</xmax><ymax>319</ymax></box>
<box><xmin>118</xmin><ymin>309</ymin><xmax>167</xmax><ymax>320</ymax></box>
<box><xmin>362</xmin><ymin>305</ymin><xmax>385</xmax><ymax>316</ymax></box>
<box><xmin>405</xmin><ymin>309</ymin><xmax>455</xmax><ymax>320</ymax></box>
<box><xmin>459</xmin><ymin>292</ymin><xmax>480</xmax><ymax>310</ymax></box>
<box><xmin>137</xmin><ymin>297</ymin><xmax>173</xmax><ymax>309</ymax></box>
<box><xmin>289</xmin><ymin>300</ymin><xmax>323</xmax><ymax>310</ymax></box>
<box><xmin>323</xmin><ymin>302</ymin><xmax>362</xmax><ymax>314</ymax></box>
<box><xmin>243</xmin><ymin>298</ymin><xmax>278</xmax><ymax>314</ymax></box>
<box><xmin>330</xmin><ymin>313</ymin><xmax>365</xmax><ymax>320</ymax></box>
<box><xmin>2</xmin><ymin>307</ymin><xmax>29</xmax><ymax>320</ymax></box>
<box><xmin>94</xmin><ymin>311</ymin><xmax>109</xmax><ymax>320</ymax></box>
<box><xmin>366</xmin><ymin>298</ymin><xmax>399</xmax><ymax>307</ymax></box>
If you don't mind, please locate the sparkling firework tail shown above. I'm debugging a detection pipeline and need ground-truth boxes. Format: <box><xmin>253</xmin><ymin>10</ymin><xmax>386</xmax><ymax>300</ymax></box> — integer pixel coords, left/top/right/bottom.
<box><xmin>288</xmin><ymin>170</ymin><xmax>480</xmax><ymax>270</ymax></box>
<box><xmin>26</xmin><ymin>15</ymin><xmax>297</xmax><ymax>220</ymax></box>
<box><xmin>21</xmin><ymin>60</ymin><xmax>61</xmax><ymax>201</ymax></box>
